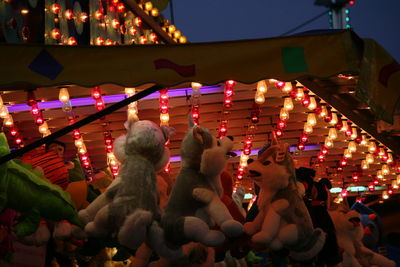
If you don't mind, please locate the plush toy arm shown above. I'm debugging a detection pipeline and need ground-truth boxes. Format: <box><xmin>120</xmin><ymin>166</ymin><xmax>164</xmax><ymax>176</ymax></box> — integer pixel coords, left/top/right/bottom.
<box><xmin>244</xmin><ymin>208</ymin><xmax>266</xmax><ymax>235</ymax></box>
<box><xmin>250</xmin><ymin>199</ymin><xmax>288</xmax><ymax>245</ymax></box>
<box><xmin>78</xmin><ymin>177</ymin><xmax>120</xmax><ymax>225</ymax></box>
<box><xmin>200</xmin><ymin>147</ymin><xmax>228</xmax><ymax>178</ymax></box>
<box><xmin>193</xmin><ymin>188</ymin><xmax>243</xmax><ymax>238</ymax></box>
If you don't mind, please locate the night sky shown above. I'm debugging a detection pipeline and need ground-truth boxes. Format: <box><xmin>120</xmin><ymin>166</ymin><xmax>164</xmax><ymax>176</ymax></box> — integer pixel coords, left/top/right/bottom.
<box><xmin>161</xmin><ymin>0</ymin><xmax>400</xmax><ymax>62</ymax></box>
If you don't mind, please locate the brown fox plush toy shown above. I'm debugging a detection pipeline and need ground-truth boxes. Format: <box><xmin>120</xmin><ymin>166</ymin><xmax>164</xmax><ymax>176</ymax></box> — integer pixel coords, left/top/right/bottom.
<box><xmin>245</xmin><ymin>135</ymin><xmax>325</xmax><ymax>261</ymax></box>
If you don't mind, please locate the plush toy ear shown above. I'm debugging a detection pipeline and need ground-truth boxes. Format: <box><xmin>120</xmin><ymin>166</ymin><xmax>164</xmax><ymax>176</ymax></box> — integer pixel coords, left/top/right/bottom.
<box><xmin>160</xmin><ymin>126</ymin><xmax>176</xmax><ymax>141</ymax></box>
<box><xmin>123</xmin><ymin>117</ymin><xmax>138</xmax><ymax>130</ymax></box>
<box><xmin>192</xmin><ymin>126</ymin><xmax>204</xmax><ymax>145</ymax></box>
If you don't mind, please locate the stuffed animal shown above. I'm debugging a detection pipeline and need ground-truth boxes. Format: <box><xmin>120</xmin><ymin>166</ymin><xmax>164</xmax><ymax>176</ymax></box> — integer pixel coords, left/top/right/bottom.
<box><xmin>328</xmin><ymin>199</ymin><xmax>395</xmax><ymax>267</ymax></box>
<box><xmin>79</xmin><ymin>119</ymin><xmax>180</xmax><ymax>259</ymax></box>
<box><xmin>0</xmin><ymin>133</ymin><xmax>82</xmax><ymax>243</ymax></box>
<box><xmin>214</xmin><ymin>171</ymin><xmax>249</xmax><ymax>267</ymax></box>
<box><xmin>296</xmin><ymin>168</ymin><xmax>342</xmax><ymax>266</ymax></box>
<box><xmin>244</xmin><ymin>136</ymin><xmax>325</xmax><ymax>261</ymax></box>
<box><xmin>351</xmin><ymin>201</ymin><xmax>385</xmax><ymax>252</ymax></box>
<box><xmin>161</xmin><ymin>120</ymin><xmax>243</xmax><ymax>248</ymax></box>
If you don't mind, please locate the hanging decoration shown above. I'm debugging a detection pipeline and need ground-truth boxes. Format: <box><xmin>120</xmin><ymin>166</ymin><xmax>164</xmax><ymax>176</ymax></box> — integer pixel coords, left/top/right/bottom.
<box><xmin>158</xmin><ymin>88</ymin><xmax>171</xmax><ymax>173</ymax></box>
<box><xmin>190</xmin><ymin>82</ymin><xmax>202</xmax><ymax>125</ymax></box>
<box><xmin>125</xmin><ymin>88</ymin><xmax>139</xmax><ymax>121</ymax></box>
<box><xmin>58</xmin><ymin>87</ymin><xmax>94</xmax><ymax>181</ymax></box>
<box><xmin>91</xmin><ymin>86</ymin><xmax>119</xmax><ymax>178</ymax></box>
<box><xmin>218</xmin><ymin>80</ymin><xmax>236</xmax><ymax>138</ymax></box>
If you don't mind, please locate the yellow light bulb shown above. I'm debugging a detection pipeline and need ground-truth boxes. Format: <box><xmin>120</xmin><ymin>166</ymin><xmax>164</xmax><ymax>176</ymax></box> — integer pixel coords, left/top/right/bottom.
<box><xmin>240</xmin><ymin>161</ymin><xmax>247</xmax><ymax>168</ymax></box>
<box><xmin>295</xmin><ymin>88</ymin><xmax>304</xmax><ymax>101</ymax></box>
<box><xmin>304</xmin><ymin>122</ymin><xmax>313</xmax><ymax>133</ymax></box>
<box><xmin>324</xmin><ymin>137</ymin><xmax>333</xmax><ymax>148</ymax></box>
<box><xmin>280</xmin><ymin>108</ymin><xmax>289</xmax><ymax>121</ymax></box>
<box><xmin>377</xmin><ymin>170</ymin><xmax>383</xmax><ymax>179</ymax></box>
<box><xmin>168</xmin><ymin>25</ymin><xmax>176</xmax><ymax>33</ymax></box>
<box><xmin>330</xmin><ymin>112</ymin><xmax>338</xmax><ymax>125</ymax></box>
<box><xmin>368</xmin><ymin>141</ymin><xmax>377</xmax><ymax>152</ymax></box>
<box><xmin>344</xmin><ymin>149</ymin><xmax>352</xmax><ymax>159</ymax></box>
<box><xmin>308</xmin><ymin>96</ymin><xmax>317</xmax><ymax>110</ymax></box>
<box><xmin>283</xmin><ymin>97</ymin><xmax>294</xmax><ymax>111</ymax></box>
<box><xmin>351</xmin><ymin>128</ymin><xmax>357</xmax><ymax>139</ymax></box>
<box><xmin>348</xmin><ymin>141</ymin><xmax>356</xmax><ymax>153</ymax></box>
<box><xmin>382</xmin><ymin>191</ymin><xmax>389</xmax><ymax>200</ymax></box>
<box><xmin>191</xmin><ymin>82</ymin><xmax>202</xmax><ymax>90</ymax></box>
<box><xmin>0</xmin><ymin>105</ymin><xmax>9</xmax><ymax>118</ymax></box>
<box><xmin>319</xmin><ymin>106</ymin><xmax>327</xmax><ymax>117</ymax></box>
<box><xmin>282</xmin><ymin>82</ymin><xmax>292</xmax><ymax>93</ymax></box>
<box><xmin>0</xmin><ymin>95</ymin><xmax>3</xmax><ymax>106</ymax></box>
<box><xmin>75</xmin><ymin>138</ymin><xmax>84</xmax><ymax>147</ymax></box>
<box><xmin>397</xmin><ymin>174</ymin><xmax>400</xmax><ymax>184</ymax></box>
<box><xmin>3</xmin><ymin>115</ymin><xmax>13</xmax><ymax>126</ymax></box>
<box><xmin>240</xmin><ymin>154</ymin><xmax>249</xmax><ymax>162</ymax></box>
<box><xmin>151</xmin><ymin>7</ymin><xmax>159</xmax><ymax>16</ymax></box>
<box><xmin>125</xmin><ymin>88</ymin><xmax>135</xmax><ymax>96</ymax></box>
<box><xmin>160</xmin><ymin>113</ymin><xmax>170</xmax><ymax>125</ymax></box>
<box><xmin>378</xmin><ymin>147</ymin><xmax>385</xmax><ymax>157</ymax></box>
<box><xmin>173</xmin><ymin>30</ymin><xmax>181</xmax><ymax>39</ymax></box>
<box><xmin>360</xmin><ymin>134</ymin><xmax>368</xmax><ymax>146</ymax></box>
<box><xmin>387</xmin><ymin>153</ymin><xmax>393</xmax><ymax>163</ymax></box>
<box><xmin>366</xmin><ymin>153</ymin><xmax>374</xmax><ymax>164</ymax></box>
<box><xmin>144</xmin><ymin>1</ymin><xmax>153</xmax><ymax>11</ymax></box>
<box><xmin>307</xmin><ymin>113</ymin><xmax>317</xmax><ymax>126</ymax></box>
<box><xmin>382</xmin><ymin>164</ymin><xmax>390</xmax><ymax>175</ymax></box>
<box><xmin>179</xmin><ymin>36</ymin><xmax>187</xmax><ymax>43</ymax></box>
<box><xmin>340</xmin><ymin>120</ymin><xmax>348</xmax><ymax>132</ymax></box>
<box><xmin>38</xmin><ymin>121</ymin><xmax>49</xmax><ymax>134</ymax></box>
<box><xmin>255</xmin><ymin>91</ymin><xmax>265</xmax><ymax>104</ymax></box>
<box><xmin>361</xmin><ymin>160</ymin><xmax>369</xmax><ymax>170</ymax></box>
<box><xmin>59</xmin><ymin>87</ymin><xmax>70</xmax><ymax>102</ymax></box>
<box><xmin>392</xmin><ymin>180</ymin><xmax>398</xmax><ymax>189</ymax></box>
<box><xmin>78</xmin><ymin>145</ymin><xmax>87</xmax><ymax>154</ymax></box>
<box><xmin>257</xmin><ymin>80</ymin><xmax>267</xmax><ymax>93</ymax></box>
<box><xmin>328</xmin><ymin>128</ymin><xmax>337</xmax><ymax>140</ymax></box>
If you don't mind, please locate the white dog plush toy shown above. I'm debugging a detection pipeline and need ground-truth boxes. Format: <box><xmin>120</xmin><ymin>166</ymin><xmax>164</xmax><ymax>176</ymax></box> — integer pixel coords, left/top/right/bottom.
<box><xmin>79</xmin><ymin>119</ymin><xmax>180</xmax><ymax>258</ymax></box>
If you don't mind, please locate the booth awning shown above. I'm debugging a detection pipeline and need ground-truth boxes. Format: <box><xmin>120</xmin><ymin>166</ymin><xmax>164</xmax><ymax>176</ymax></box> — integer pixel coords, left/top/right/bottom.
<box><xmin>1</xmin><ymin>30</ymin><xmax>399</xmax><ymax>123</ymax></box>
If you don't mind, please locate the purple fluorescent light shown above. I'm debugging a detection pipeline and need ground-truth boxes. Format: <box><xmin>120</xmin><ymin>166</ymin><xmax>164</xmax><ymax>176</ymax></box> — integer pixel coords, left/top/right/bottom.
<box><xmin>169</xmin><ymin>144</ymin><xmax>320</xmax><ymax>163</ymax></box>
<box><xmin>6</xmin><ymin>85</ymin><xmax>222</xmax><ymax>113</ymax></box>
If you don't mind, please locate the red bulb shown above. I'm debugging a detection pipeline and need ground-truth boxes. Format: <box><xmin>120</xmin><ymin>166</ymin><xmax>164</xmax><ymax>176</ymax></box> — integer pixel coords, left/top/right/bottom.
<box><xmin>373</xmin><ymin>179</ymin><xmax>379</xmax><ymax>185</ymax></box>
<box><xmin>95</xmin><ymin>10</ymin><xmax>103</xmax><ymax>20</ymax></box>
<box><xmin>297</xmin><ymin>143</ymin><xmax>305</xmax><ymax>151</ymax></box>
<box><xmin>340</xmin><ymin>157</ymin><xmax>347</xmax><ymax>166</ymax></box>
<box><xmin>15</xmin><ymin>137</ymin><xmax>22</xmax><ymax>144</ymax></box>
<box><xmin>349</xmin><ymin>0</ymin><xmax>355</xmax><ymax>5</ymax></box>
<box><xmin>10</xmin><ymin>128</ymin><xmax>17</xmax><ymax>136</ymax></box>
<box><xmin>300</xmin><ymin>132</ymin><xmax>308</xmax><ymax>143</ymax></box>
<box><xmin>277</xmin><ymin>119</ymin><xmax>287</xmax><ymax>130</ymax></box>
<box><xmin>335</xmin><ymin>120</ymin><xmax>343</xmax><ymax>130</ymax></box>
<box><xmin>275</xmin><ymin>81</ymin><xmax>285</xmax><ymax>89</ymax></box>
<box><xmin>324</xmin><ymin>107</ymin><xmax>333</xmax><ymax>123</ymax></box>
<box><xmin>65</xmin><ymin>9</ymin><xmax>73</xmax><ymax>20</ymax></box>
<box><xmin>302</xmin><ymin>93</ymin><xmax>310</xmax><ymax>107</ymax></box>
<box><xmin>275</xmin><ymin>129</ymin><xmax>283</xmax><ymax>137</ymax></box>
<box><xmin>244</xmin><ymin>148</ymin><xmax>251</xmax><ymax>155</ymax></box>
<box><xmin>352</xmin><ymin>173</ymin><xmax>359</xmax><ymax>182</ymax></box>
<box><xmin>225</xmin><ymin>89</ymin><xmax>233</xmax><ymax>97</ymax></box>
<box><xmin>35</xmin><ymin>117</ymin><xmax>44</xmax><ymax>125</ymax></box>
<box><xmin>91</xmin><ymin>87</ymin><xmax>102</xmax><ymax>99</ymax></box>
<box><xmin>117</xmin><ymin>3</ymin><xmax>125</xmax><ymax>12</ymax></box>
<box><xmin>226</xmin><ymin>80</ymin><xmax>236</xmax><ymax>86</ymax></box>
<box><xmin>251</xmin><ymin>115</ymin><xmax>259</xmax><ymax>123</ymax></box>
<box><xmin>321</xmin><ymin>145</ymin><xmax>328</xmax><ymax>155</ymax></box>
<box><xmin>31</xmin><ymin>105</ymin><xmax>39</xmax><ymax>115</ymax></box>
<box><xmin>318</xmin><ymin>152</ymin><xmax>325</xmax><ymax>162</ymax></box>
<box><xmin>368</xmin><ymin>183</ymin><xmax>375</xmax><ymax>192</ymax></box>
<box><xmin>51</xmin><ymin>3</ymin><xmax>60</xmax><ymax>14</ymax></box>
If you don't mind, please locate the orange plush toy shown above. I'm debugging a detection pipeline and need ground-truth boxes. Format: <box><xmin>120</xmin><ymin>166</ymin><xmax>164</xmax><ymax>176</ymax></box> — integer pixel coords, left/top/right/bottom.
<box><xmin>214</xmin><ymin>171</ymin><xmax>250</xmax><ymax>267</ymax></box>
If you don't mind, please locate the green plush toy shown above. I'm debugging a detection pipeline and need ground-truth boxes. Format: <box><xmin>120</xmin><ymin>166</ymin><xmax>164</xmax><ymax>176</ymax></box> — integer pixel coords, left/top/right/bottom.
<box><xmin>0</xmin><ymin>133</ymin><xmax>82</xmax><ymax>237</ymax></box>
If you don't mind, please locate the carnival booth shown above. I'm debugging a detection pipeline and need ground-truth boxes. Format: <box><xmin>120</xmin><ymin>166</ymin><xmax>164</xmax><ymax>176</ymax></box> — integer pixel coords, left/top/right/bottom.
<box><xmin>0</xmin><ymin>0</ymin><xmax>400</xmax><ymax>266</ymax></box>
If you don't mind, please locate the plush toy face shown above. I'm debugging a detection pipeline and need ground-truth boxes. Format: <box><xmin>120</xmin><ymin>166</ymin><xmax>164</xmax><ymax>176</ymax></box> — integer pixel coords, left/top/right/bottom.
<box><xmin>329</xmin><ymin>203</ymin><xmax>363</xmax><ymax>240</ymax></box>
<box><xmin>123</xmin><ymin>120</ymin><xmax>173</xmax><ymax>169</ymax></box>
<box><xmin>247</xmin><ymin>143</ymin><xmax>295</xmax><ymax>192</ymax></box>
